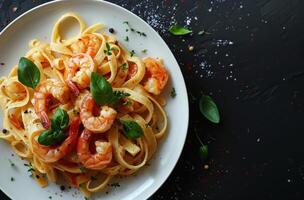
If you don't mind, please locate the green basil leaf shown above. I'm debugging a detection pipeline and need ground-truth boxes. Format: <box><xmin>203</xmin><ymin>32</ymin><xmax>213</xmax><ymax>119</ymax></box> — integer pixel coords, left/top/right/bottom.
<box><xmin>169</xmin><ymin>25</ymin><xmax>192</xmax><ymax>35</ymax></box>
<box><xmin>51</xmin><ymin>108</ymin><xmax>69</xmax><ymax>130</ymax></box>
<box><xmin>199</xmin><ymin>144</ymin><xmax>208</xmax><ymax>161</ymax></box>
<box><xmin>18</xmin><ymin>57</ymin><xmax>40</xmax><ymax>89</ymax></box>
<box><xmin>90</xmin><ymin>72</ymin><xmax>115</xmax><ymax>106</ymax></box>
<box><xmin>120</xmin><ymin>120</ymin><xmax>143</xmax><ymax>139</ymax></box>
<box><xmin>199</xmin><ymin>95</ymin><xmax>220</xmax><ymax>123</ymax></box>
<box><xmin>38</xmin><ymin>130</ymin><xmax>67</xmax><ymax>146</ymax></box>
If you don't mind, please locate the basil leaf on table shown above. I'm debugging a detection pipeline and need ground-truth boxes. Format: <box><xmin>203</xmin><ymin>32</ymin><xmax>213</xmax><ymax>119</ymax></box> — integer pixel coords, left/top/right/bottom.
<box><xmin>169</xmin><ymin>25</ymin><xmax>192</xmax><ymax>35</ymax></box>
<box><xmin>199</xmin><ymin>144</ymin><xmax>209</xmax><ymax>161</ymax></box>
<box><xmin>18</xmin><ymin>57</ymin><xmax>40</xmax><ymax>89</ymax></box>
<box><xmin>51</xmin><ymin>108</ymin><xmax>69</xmax><ymax>130</ymax></box>
<box><xmin>120</xmin><ymin>120</ymin><xmax>144</xmax><ymax>139</ymax></box>
<box><xmin>38</xmin><ymin>129</ymin><xmax>67</xmax><ymax>146</ymax></box>
<box><xmin>199</xmin><ymin>95</ymin><xmax>220</xmax><ymax>124</ymax></box>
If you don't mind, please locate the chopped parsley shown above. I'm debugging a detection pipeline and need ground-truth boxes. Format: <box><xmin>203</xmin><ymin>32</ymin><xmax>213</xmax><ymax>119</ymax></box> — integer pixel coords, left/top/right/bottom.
<box><xmin>123</xmin><ymin>21</ymin><xmax>147</xmax><ymax>37</ymax></box>
<box><xmin>80</xmin><ymin>166</ymin><xmax>86</xmax><ymax>173</ymax></box>
<box><xmin>124</xmin><ymin>36</ymin><xmax>129</xmax><ymax>42</ymax></box>
<box><xmin>24</xmin><ymin>162</ymin><xmax>35</xmax><ymax>177</ymax></box>
<box><xmin>104</xmin><ymin>42</ymin><xmax>112</xmax><ymax>56</ymax></box>
<box><xmin>130</xmin><ymin>50</ymin><xmax>135</xmax><ymax>57</ymax></box>
<box><xmin>170</xmin><ymin>87</ymin><xmax>176</xmax><ymax>98</ymax></box>
<box><xmin>121</xmin><ymin>63</ymin><xmax>128</xmax><ymax>71</ymax></box>
<box><xmin>141</xmin><ymin>49</ymin><xmax>148</xmax><ymax>54</ymax></box>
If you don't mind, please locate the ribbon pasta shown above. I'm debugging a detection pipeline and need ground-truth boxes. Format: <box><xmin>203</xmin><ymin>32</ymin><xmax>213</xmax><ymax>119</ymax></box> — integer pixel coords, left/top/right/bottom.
<box><xmin>0</xmin><ymin>12</ymin><xmax>169</xmax><ymax>198</ymax></box>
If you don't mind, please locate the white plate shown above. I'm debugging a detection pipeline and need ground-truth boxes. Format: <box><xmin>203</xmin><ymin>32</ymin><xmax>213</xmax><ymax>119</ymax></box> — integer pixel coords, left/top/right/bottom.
<box><xmin>0</xmin><ymin>0</ymin><xmax>189</xmax><ymax>200</ymax></box>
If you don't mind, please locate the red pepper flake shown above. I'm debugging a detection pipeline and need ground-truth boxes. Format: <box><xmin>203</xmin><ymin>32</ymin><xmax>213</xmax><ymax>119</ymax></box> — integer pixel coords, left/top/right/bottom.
<box><xmin>12</xmin><ymin>6</ymin><xmax>18</xmax><ymax>13</ymax></box>
<box><xmin>186</xmin><ymin>63</ymin><xmax>193</xmax><ymax>72</ymax></box>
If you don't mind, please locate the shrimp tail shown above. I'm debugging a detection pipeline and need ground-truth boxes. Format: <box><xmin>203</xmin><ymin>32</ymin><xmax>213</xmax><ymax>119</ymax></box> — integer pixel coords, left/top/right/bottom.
<box><xmin>40</xmin><ymin>111</ymin><xmax>50</xmax><ymax>129</ymax></box>
<box><xmin>66</xmin><ymin>80</ymin><xmax>80</xmax><ymax>96</ymax></box>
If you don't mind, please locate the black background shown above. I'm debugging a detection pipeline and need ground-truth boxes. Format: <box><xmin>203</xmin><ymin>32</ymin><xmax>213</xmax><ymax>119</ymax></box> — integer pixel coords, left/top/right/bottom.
<box><xmin>1</xmin><ymin>0</ymin><xmax>304</xmax><ymax>199</ymax></box>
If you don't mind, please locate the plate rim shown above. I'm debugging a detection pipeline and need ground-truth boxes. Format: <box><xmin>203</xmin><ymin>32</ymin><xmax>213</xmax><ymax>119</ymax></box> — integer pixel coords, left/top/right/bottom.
<box><xmin>0</xmin><ymin>0</ymin><xmax>189</xmax><ymax>199</ymax></box>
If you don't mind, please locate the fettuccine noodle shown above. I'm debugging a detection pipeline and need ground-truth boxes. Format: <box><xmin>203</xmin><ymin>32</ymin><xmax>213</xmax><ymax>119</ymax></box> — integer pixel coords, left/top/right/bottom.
<box><xmin>0</xmin><ymin>13</ymin><xmax>169</xmax><ymax>198</ymax></box>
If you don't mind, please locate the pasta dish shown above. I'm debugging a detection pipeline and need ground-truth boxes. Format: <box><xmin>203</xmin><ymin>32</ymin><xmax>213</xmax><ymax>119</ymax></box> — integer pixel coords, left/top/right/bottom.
<box><xmin>0</xmin><ymin>13</ymin><xmax>169</xmax><ymax>197</ymax></box>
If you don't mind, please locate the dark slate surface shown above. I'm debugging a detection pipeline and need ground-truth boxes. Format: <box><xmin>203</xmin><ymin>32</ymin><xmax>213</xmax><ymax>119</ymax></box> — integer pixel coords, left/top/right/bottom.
<box><xmin>1</xmin><ymin>0</ymin><xmax>304</xmax><ymax>199</ymax></box>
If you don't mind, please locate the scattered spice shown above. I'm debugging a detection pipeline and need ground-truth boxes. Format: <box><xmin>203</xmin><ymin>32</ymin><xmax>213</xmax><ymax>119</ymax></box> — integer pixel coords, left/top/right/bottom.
<box><xmin>35</xmin><ymin>174</ymin><xmax>40</xmax><ymax>179</ymax></box>
<box><xmin>110</xmin><ymin>182</ymin><xmax>120</xmax><ymax>187</ymax></box>
<box><xmin>109</xmin><ymin>28</ymin><xmax>115</xmax><ymax>33</ymax></box>
<box><xmin>130</xmin><ymin>50</ymin><xmax>135</xmax><ymax>57</ymax></box>
<box><xmin>0</xmin><ymin>62</ymin><xmax>5</xmax><ymax>66</ymax></box>
<box><xmin>141</xmin><ymin>49</ymin><xmax>148</xmax><ymax>54</ymax></box>
<box><xmin>170</xmin><ymin>87</ymin><xmax>176</xmax><ymax>98</ymax></box>
<box><xmin>10</xmin><ymin>177</ymin><xmax>14</xmax><ymax>182</ymax></box>
<box><xmin>12</xmin><ymin>6</ymin><xmax>18</xmax><ymax>12</ymax></box>
<box><xmin>2</xmin><ymin>129</ymin><xmax>8</xmax><ymax>134</ymax></box>
<box><xmin>198</xmin><ymin>30</ymin><xmax>212</xmax><ymax>36</ymax></box>
<box><xmin>124</xmin><ymin>36</ymin><xmax>129</xmax><ymax>42</ymax></box>
<box><xmin>188</xmin><ymin>45</ymin><xmax>194</xmax><ymax>51</ymax></box>
<box><xmin>48</xmin><ymin>196</ymin><xmax>52</xmax><ymax>199</ymax></box>
<box><xmin>60</xmin><ymin>185</ymin><xmax>65</xmax><ymax>191</ymax></box>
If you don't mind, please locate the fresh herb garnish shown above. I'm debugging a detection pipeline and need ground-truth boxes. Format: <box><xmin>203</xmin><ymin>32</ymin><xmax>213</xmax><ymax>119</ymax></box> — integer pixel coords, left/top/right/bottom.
<box><xmin>130</xmin><ymin>50</ymin><xmax>135</xmax><ymax>57</ymax></box>
<box><xmin>170</xmin><ymin>87</ymin><xmax>176</xmax><ymax>98</ymax></box>
<box><xmin>51</xmin><ymin>108</ymin><xmax>69</xmax><ymax>131</ymax></box>
<box><xmin>80</xmin><ymin>166</ymin><xmax>86</xmax><ymax>173</ymax></box>
<box><xmin>141</xmin><ymin>49</ymin><xmax>148</xmax><ymax>54</ymax></box>
<box><xmin>18</xmin><ymin>57</ymin><xmax>40</xmax><ymax>89</ymax></box>
<box><xmin>104</xmin><ymin>42</ymin><xmax>112</xmax><ymax>56</ymax></box>
<box><xmin>199</xmin><ymin>95</ymin><xmax>220</xmax><ymax>123</ymax></box>
<box><xmin>90</xmin><ymin>72</ymin><xmax>130</xmax><ymax>106</ymax></box>
<box><xmin>121</xmin><ymin>63</ymin><xmax>128</xmax><ymax>71</ymax></box>
<box><xmin>24</xmin><ymin>162</ymin><xmax>35</xmax><ymax>177</ymax></box>
<box><xmin>120</xmin><ymin>120</ymin><xmax>144</xmax><ymax>139</ymax></box>
<box><xmin>38</xmin><ymin>108</ymin><xmax>69</xmax><ymax>146</ymax></box>
<box><xmin>8</xmin><ymin>159</ymin><xmax>15</xmax><ymax>167</ymax></box>
<box><xmin>38</xmin><ymin>129</ymin><xmax>67</xmax><ymax>146</ymax></box>
<box><xmin>169</xmin><ymin>24</ymin><xmax>192</xmax><ymax>36</ymax></box>
<box><xmin>199</xmin><ymin>144</ymin><xmax>209</xmax><ymax>161</ymax></box>
<box><xmin>195</xmin><ymin>128</ymin><xmax>208</xmax><ymax>161</ymax></box>
<box><xmin>123</xmin><ymin>21</ymin><xmax>146</xmax><ymax>37</ymax></box>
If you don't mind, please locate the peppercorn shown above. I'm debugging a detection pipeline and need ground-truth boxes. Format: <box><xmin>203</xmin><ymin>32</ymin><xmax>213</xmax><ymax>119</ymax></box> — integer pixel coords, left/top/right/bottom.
<box><xmin>109</xmin><ymin>28</ymin><xmax>115</xmax><ymax>33</ymax></box>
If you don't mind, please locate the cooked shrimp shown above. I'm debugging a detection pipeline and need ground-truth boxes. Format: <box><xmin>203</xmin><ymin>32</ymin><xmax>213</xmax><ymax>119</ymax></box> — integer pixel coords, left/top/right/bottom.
<box><xmin>32</xmin><ymin>117</ymin><xmax>80</xmax><ymax>163</ymax></box>
<box><xmin>70</xmin><ymin>34</ymin><xmax>101</xmax><ymax>57</ymax></box>
<box><xmin>80</xmin><ymin>94</ymin><xmax>117</xmax><ymax>133</ymax></box>
<box><xmin>65</xmin><ymin>54</ymin><xmax>95</xmax><ymax>96</ymax></box>
<box><xmin>142</xmin><ymin>57</ymin><xmax>169</xmax><ymax>95</ymax></box>
<box><xmin>33</xmin><ymin>79</ymin><xmax>70</xmax><ymax>129</ymax></box>
<box><xmin>77</xmin><ymin>129</ymin><xmax>112</xmax><ymax>169</ymax></box>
